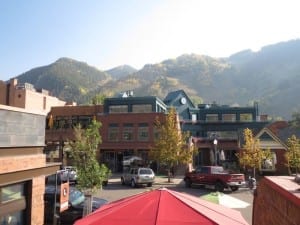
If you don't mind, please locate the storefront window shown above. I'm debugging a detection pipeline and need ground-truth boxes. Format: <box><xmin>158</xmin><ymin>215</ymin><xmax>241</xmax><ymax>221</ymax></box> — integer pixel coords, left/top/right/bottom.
<box><xmin>0</xmin><ymin>183</ymin><xmax>27</xmax><ymax>225</ymax></box>
<box><xmin>0</xmin><ymin>211</ymin><xmax>23</xmax><ymax>225</ymax></box>
<box><xmin>1</xmin><ymin>184</ymin><xmax>24</xmax><ymax>203</ymax></box>
<box><xmin>261</xmin><ymin>152</ymin><xmax>277</xmax><ymax>171</ymax></box>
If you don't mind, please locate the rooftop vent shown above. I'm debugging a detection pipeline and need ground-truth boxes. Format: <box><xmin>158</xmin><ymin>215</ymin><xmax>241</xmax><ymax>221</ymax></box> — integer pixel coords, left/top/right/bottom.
<box><xmin>121</xmin><ymin>90</ymin><xmax>134</xmax><ymax>98</ymax></box>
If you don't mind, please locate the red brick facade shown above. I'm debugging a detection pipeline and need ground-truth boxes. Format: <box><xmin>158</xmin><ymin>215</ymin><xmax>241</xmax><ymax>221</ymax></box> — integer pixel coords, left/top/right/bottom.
<box><xmin>45</xmin><ymin>105</ymin><xmax>167</xmax><ymax>172</ymax></box>
<box><xmin>253</xmin><ymin>176</ymin><xmax>300</xmax><ymax>225</ymax></box>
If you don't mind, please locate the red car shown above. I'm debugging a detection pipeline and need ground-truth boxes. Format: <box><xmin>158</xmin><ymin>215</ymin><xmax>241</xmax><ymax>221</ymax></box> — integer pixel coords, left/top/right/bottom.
<box><xmin>184</xmin><ymin>166</ymin><xmax>246</xmax><ymax>192</ymax></box>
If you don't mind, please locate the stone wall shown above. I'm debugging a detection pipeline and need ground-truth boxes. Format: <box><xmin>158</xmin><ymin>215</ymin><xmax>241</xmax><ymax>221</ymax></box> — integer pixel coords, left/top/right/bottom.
<box><xmin>0</xmin><ymin>105</ymin><xmax>46</xmax><ymax>147</ymax></box>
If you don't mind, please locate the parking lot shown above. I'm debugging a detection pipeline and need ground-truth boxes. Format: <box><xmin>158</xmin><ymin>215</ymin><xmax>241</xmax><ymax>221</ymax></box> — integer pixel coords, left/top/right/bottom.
<box><xmin>95</xmin><ymin>174</ymin><xmax>254</xmax><ymax>225</ymax></box>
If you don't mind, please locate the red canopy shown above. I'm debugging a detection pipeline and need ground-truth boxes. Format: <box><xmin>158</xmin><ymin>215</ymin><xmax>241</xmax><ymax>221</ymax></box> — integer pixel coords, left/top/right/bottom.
<box><xmin>74</xmin><ymin>188</ymin><xmax>249</xmax><ymax>225</ymax></box>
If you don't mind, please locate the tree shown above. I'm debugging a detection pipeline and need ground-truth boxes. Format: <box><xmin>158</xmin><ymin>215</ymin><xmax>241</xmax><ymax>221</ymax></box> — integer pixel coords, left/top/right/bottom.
<box><xmin>289</xmin><ymin>111</ymin><xmax>300</xmax><ymax>128</ymax></box>
<box><xmin>237</xmin><ymin>128</ymin><xmax>271</xmax><ymax>178</ymax></box>
<box><xmin>69</xmin><ymin>119</ymin><xmax>110</xmax><ymax>215</ymax></box>
<box><xmin>285</xmin><ymin>135</ymin><xmax>300</xmax><ymax>175</ymax></box>
<box><xmin>150</xmin><ymin>107</ymin><xmax>196</xmax><ymax>182</ymax></box>
<box><xmin>91</xmin><ymin>94</ymin><xmax>107</xmax><ymax>105</ymax></box>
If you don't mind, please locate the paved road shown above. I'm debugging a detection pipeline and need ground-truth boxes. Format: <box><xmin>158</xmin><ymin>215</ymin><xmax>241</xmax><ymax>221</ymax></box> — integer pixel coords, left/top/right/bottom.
<box><xmin>94</xmin><ymin>175</ymin><xmax>254</xmax><ymax>225</ymax></box>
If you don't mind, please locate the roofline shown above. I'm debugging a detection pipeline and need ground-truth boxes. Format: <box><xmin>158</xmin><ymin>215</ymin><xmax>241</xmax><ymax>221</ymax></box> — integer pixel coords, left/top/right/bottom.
<box><xmin>255</xmin><ymin>127</ymin><xmax>288</xmax><ymax>150</ymax></box>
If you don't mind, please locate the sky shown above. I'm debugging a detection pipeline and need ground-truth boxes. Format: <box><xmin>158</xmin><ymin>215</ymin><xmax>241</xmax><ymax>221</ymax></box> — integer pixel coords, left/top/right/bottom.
<box><xmin>1</xmin><ymin>0</ymin><xmax>300</xmax><ymax>81</ymax></box>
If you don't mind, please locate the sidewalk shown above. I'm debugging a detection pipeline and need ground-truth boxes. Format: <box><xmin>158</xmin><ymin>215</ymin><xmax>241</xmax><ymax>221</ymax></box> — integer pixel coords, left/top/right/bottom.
<box><xmin>109</xmin><ymin>173</ymin><xmax>184</xmax><ymax>186</ymax></box>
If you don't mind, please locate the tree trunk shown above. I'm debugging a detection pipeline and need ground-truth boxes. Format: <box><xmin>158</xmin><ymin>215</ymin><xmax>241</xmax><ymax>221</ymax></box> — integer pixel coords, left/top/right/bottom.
<box><xmin>82</xmin><ymin>193</ymin><xmax>92</xmax><ymax>217</ymax></box>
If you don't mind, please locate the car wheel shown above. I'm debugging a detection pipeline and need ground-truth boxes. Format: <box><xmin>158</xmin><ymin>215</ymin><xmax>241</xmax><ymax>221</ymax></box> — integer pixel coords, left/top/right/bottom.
<box><xmin>230</xmin><ymin>186</ymin><xmax>239</xmax><ymax>192</ymax></box>
<box><xmin>131</xmin><ymin>179</ymin><xmax>136</xmax><ymax>188</ymax></box>
<box><xmin>121</xmin><ymin>177</ymin><xmax>125</xmax><ymax>185</ymax></box>
<box><xmin>185</xmin><ymin>178</ymin><xmax>192</xmax><ymax>188</ymax></box>
<box><xmin>215</xmin><ymin>181</ymin><xmax>225</xmax><ymax>192</ymax></box>
<box><xmin>147</xmin><ymin>183</ymin><xmax>152</xmax><ymax>187</ymax></box>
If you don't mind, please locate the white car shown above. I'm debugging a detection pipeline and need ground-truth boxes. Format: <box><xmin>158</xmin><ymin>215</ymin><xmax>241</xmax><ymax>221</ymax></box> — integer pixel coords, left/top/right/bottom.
<box><xmin>61</xmin><ymin>166</ymin><xmax>77</xmax><ymax>184</ymax></box>
<box><xmin>121</xmin><ymin>167</ymin><xmax>155</xmax><ymax>188</ymax></box>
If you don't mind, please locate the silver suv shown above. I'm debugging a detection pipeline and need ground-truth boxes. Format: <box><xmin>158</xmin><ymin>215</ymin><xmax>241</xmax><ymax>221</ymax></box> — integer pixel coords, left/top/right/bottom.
<box><xmin>121</xmin><ymin>167</ymin><xmax>155</xmax><ymax>188</ymax></box>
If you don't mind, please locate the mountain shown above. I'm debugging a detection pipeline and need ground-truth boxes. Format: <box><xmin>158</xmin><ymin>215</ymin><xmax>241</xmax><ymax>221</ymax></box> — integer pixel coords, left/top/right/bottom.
<box><xmin>12</xmin><ymin>39</ymin><xmax>300</xmax><ymax>120</ymax></box>
<box><xmin>16</xmin><ymin>57</ymin><xmax>112</xmax><ymax>103</ymax></box>
<box><xmin>105</xmin><ymin>65</ymin><xmax>137</xmax><ymax>79</ymax></box>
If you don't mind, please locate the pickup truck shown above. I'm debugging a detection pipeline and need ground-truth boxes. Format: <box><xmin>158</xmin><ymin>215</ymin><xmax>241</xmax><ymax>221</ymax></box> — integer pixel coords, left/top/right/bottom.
<box><xmin>184</xmin><ymin>166</ymin><xmax>246</xmax><ymax>192</ymax></box>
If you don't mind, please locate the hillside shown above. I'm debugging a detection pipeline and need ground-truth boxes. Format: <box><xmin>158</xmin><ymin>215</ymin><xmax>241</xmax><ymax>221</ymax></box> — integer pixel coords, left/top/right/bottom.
<box><xmin>16</xmin><ymin>57</ymin><xmax>112</xmax><ymax>103</ymax></box>
<box><xmin>105</xmin><ymin>65</ymin><xmax>137</xmax><ymax>79</ymax></box>
<box><xmin>13</xmin><ymin>39</ymin><xmax>300</xmax><ymax>120</ymax></box>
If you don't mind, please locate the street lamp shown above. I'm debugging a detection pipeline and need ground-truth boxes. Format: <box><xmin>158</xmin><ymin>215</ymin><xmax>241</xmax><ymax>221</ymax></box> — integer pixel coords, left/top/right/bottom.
<box><xmin>213</xmin><ymin>139</ymin><xmax>218</xmax><ymax>166</ymax></box>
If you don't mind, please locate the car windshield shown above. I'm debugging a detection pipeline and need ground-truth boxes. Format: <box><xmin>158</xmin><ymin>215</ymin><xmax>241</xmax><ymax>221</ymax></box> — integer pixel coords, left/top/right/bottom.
<box><xmin>211</xmin><ymin>167</ymin><xmax>226</xmax><ymax>174</ymax></box>
<box><xmin>139</xmin><ymin>169</ymin><xmax>152</xmax><ymax>175</ymax></box>
<box><xmin>69</xmin><ymin>188</ymin><xmax>85</xmax><ymax>206</ymax></box>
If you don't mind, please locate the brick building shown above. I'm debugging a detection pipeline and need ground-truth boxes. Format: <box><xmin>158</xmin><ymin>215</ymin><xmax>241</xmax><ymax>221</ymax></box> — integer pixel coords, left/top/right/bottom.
<box><xmin>164</xmin><ymin>90</ymin><xmax>270</xmax><ymax>172</ymax></box>
<box><xmin>45</xmin><ymin>94</ymin><xmax>167</xmax><ymax>172</ymax></box>
<box><xmin>0</xmin><ymin>78</ymin><xmax>66</xmax><ymax>112</ymax></box>
<box><xmin>45</xmin><ymin>89</ymin><xmax>293</xmax><ymax>175</ymax></box>
<box><xmin>0</xmin><ymin>79</ymin><xmax>68</xmax><ymax>224</ymax></box>
<box><xmin>0</xmin><ymin>105</ymin><xmax>60</xmax><ymax>225</ymax></box>
<box><xmin>253</xmin><ymin>176</ymin><xmax>300</xmax><ymax>225</ymax></box>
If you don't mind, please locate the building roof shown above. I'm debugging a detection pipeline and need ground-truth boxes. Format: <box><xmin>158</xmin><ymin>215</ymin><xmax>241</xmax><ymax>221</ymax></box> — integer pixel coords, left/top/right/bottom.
<box><xmin>277</xmin><ymin>126</ymin><xmax>300</xmax><ymax>142</ymax></box>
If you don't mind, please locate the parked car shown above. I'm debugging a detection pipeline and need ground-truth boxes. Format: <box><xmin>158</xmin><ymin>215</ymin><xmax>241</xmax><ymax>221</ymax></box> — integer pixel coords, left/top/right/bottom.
<box><xmin>61</xmin><ymin>166</ymin><xmax>78</xmax><ymax>184</ymax></box>
<box><xmin>44</xmin><ymin>185</ymin><xmax>107</xmax><ymax>225</ymax></box>
<box><xmin>46</xmin><ymin>169</ymin><xmax>77</xmax><ymax>185</ymax></box>
<box><xmin>121</xmin><ymin>167</ymin><xmax>155</xmax><ymax>187</ymax></box>
<box><xmin>184</xmin><ymin>166</ymin><xmax>246</xmax><ymax>192</ymax></box>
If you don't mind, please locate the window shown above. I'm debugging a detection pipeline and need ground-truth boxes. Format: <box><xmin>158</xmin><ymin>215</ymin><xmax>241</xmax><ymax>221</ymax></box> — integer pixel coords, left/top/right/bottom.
<box><xmin>222</xmin><ymin>114</ymin><xmax>236</xmax><ymax>122</ymax></box>
<box><xmin>153</xmin><ymin>127</ymin><xmax>160</xmax><ymax>141</ymax></box>
<box><xmin>1</xmin><ymin>183</ymin><xmax>24</xmax><ymax>203</ymax></box>
<box><xmin>240</xmin><ymin>113</ymin><xmax>253</xmax><ymax>122</ymax></box>
<box><xmin>261</xmin><ymin>152</ymin><xmax>277</xmax><ymax>171</ymax></box>
<box><xmin>43</xmin><ymin>96</ymin><xmax>46</xmax><ymax>110</ymax></box>
<box><xmin>108</xmin><ymin>125</ymin><xmax>119</xmax><ymax>141</ymax></box>
<box><xmin>191</xmin><ymin>114</ymin><xmax>197</xmax><ymax>122</ymax></box>
<box><xmin>77</xmin><ymin>116</ymin><xmax>93</xmax><ymax>128</ymax></box>
<box><xmin>123</xmin><ymin>124</ymin><xmax>134</xmax><ymax>141</ymax></box>
<box><xmin>205</xmin><ymin>114</ymin><xmax>218</xmax><ymax>122</ymax></box>
<box><xmin>0</xmin><ymin>182</ymin><xmax>28</xmax><ymax>225</ymax></box>
<box><xmin>132</xmin><ymin>104</ymin><xmax>152</xmax><ymax>113</ymax></box>
<box><xmin>109</xmin><ymin>105</ymin><xmax>128</xmax><ymax>113</ymax></box>
<box><xmin>56</xmin><ymin>116</ymin><xmax>67</xmax><ymax>129</ymax></box>
<box><xmin>138</xmin><ymin>123</ymin><xmax>149</xmax><ymax>141</ymax></box>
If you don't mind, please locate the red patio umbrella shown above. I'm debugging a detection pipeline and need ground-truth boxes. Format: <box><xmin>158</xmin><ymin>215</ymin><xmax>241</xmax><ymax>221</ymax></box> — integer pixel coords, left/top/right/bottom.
<box><xmin>74</xmin><ymin>188</ymin><xmax>249</xmax><ymax>225</ymax></box>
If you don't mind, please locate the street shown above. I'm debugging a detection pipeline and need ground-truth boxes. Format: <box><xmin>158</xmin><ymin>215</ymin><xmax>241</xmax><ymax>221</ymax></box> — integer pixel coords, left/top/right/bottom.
<box><xmin>94</xmin><ymin>175</ymin><xmax>254</xmax><ymax>225</ymax></box>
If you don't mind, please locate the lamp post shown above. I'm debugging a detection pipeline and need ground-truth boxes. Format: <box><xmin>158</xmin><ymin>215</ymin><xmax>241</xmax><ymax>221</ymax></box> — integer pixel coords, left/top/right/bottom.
<box><xmin>213</xmin><ymin>139</ymin><xmax>218</xmax><ymax>166</ymax></box>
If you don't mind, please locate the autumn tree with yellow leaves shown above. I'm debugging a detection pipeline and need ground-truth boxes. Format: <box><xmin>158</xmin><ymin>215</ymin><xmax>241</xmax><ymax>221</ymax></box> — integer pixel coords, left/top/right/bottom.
<box><xmin>237</xmin><ymin>128</ymin><xmax>271</xmax><ymax>178</ymax></box>
<box><xmin>285</xmin><ymin>135</ymin><xmax>300</xmax><ymax>175</ymax></box>
<box><xmin>150</xmin><ymin>107</ymin><xmax>196</xmax><ymax>182</ymax></box>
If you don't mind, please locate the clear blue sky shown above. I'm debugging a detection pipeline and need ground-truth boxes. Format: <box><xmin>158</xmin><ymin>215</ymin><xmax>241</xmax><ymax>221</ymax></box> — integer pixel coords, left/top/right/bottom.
<box><xmin>1</xmin><ymin>0</ymin><xmax>299</xmax><ymax>81</ymax></box>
